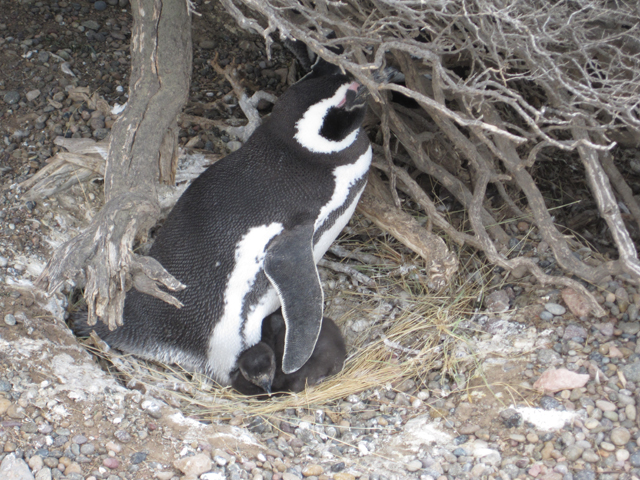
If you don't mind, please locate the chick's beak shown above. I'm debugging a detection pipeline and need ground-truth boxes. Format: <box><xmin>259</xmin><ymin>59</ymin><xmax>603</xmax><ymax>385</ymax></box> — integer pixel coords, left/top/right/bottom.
<box><xmin>258</xmin><ymin>375</ymin><xmax>272</xmax><ymax>395</ymax></box>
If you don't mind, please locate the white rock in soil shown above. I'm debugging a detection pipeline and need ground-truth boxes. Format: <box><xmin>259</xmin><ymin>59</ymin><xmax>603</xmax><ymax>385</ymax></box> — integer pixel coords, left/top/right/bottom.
<box><xmin>595</xmin><ymin>399</ymin><xmax>616</xmax><ymax>412</ymax></box>
<box><xmin>201</xmin><ymin>473</ymin><xmax>225</xmax><ymax>480</ymax></box>
<box><xmin>26</xmin><ymin>89</ymin><xmax>41</xmax><ymax>102</ymax></box>
<box><xmin>610</xmin><ymin>427</ymin><xmax>631</xmax><ymax>446</ymax></box>
<box><xmin>173</xmin><ymin>453</ymin><xmax>212</xmax><ymax>477</ymax></box>
<box><xmin>544</xmin><ymin>303</ymin><xmax>566</xmax><ymax>316</ymax></box>
<box><xmin>35</xmin><ymin>468</ymin><xmax>52</xmax><ymax>480</ymax></box>
<box><xmin>626</xmin><ymin>404</ymin><xmax>637</xmax><ymax>421</ymax></box>
<box><xmin>28</xmin><ymin>455</ymin><xmax>43</xmax><ymax>472</ymax></box>
<box><xmin>0</xmin><ymin>453</ymin><xmax>35</xmax><ymax>480</ymax></box>
<box><xmin>616</xmin><ymin>449</ymin><xmax>630</xmax><ymax>462</ymax></box>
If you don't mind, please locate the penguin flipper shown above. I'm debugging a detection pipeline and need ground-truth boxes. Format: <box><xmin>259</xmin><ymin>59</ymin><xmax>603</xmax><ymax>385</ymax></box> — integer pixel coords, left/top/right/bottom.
<box><xmin>264</xmin><ymin>222</ymin><xmax>323</xmax><ymax>374</ymax></box>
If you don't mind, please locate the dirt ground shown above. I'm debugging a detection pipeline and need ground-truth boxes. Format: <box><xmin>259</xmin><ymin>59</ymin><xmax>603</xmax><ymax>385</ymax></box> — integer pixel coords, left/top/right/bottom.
<box><xmin>2</xmin><ymin>1</ymin><xmax>640</xmax><ymax>480</ymax></box>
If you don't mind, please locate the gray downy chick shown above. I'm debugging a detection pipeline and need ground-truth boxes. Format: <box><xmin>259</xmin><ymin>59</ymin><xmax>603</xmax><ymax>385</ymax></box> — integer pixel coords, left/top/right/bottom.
<box><xmin>232</xmin><ymin>309</ymin><xmax>346</xmax><ymax>395</ymax></box>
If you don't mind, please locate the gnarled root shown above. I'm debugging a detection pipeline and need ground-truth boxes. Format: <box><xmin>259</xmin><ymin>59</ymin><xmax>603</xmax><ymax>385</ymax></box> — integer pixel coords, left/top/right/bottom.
<box><xmin>36</xmin><ymin>194</ymin><xmax>185</xmax><ymax>330</ymax></box>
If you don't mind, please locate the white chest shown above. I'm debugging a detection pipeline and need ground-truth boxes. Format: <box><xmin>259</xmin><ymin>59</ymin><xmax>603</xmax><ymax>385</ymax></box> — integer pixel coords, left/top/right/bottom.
<box><xmin>313</xmin><ymin>146</ymin><xmax>372</xmax><ymax>262</ymax></box>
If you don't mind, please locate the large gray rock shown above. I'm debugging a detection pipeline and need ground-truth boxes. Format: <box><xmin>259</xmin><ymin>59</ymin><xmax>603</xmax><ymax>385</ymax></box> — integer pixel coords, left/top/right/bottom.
<box><xmin>622</xmin><ymin>361</ymin><xmax>640</xmax><ymax>383</ymax></box>
<box><xmin>0</xmin><ymin>454</ymin><xmax>35</xmax><ymax>480</ymax></box>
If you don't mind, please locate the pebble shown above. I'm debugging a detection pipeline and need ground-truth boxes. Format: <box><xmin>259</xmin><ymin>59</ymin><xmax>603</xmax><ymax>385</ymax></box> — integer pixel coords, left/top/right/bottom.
<box><xmin>35</xmin><ymin>468</ymin><xmax>52</xmax><ymax>480</ymax></box>
<box><xmin>302</xmin><ymin>465</ymin><xmax>323</xmax><ymax>476</ymax></box>
<box><xmin>94</xmin><ymin>0</ymin><xmax>107</xmax><ymax>10</ymax></box>
<box><xmin>3</xmin><ymin>91</ymin><xmax>20</xmax><ymax>104</ymax></box>
<box><xmin>103</xmin><ymin>457</ymin><xmax>120</xmax><ymax>469</ymax></box>
<box><xmin>537</xmin><ymin>349</ymin><xmax>561</xmax><ymax>365</ymax></box>
<box><xmin>499</xmin><ymin>409</ymin><xmax>523</xmax><ymax>427</ymax></box>
<box><xmin>545</xmin><ymin>303</ymin><xmax>566</xmax><ymax>316</ymax></box>
<box><xmin>564</xmin><ymin>445</ymin><xmax>585</xmax><ymax>461</ymax></box>
<box><xmin>596</xmin><ymin>400</ymin><xmax>616</xmax><ymax>411</ymax></box>
<box><xmin>610</xmin><ymin>427</ymin><xmax>631</xmax><ymax>445</ymax></box>
<box><xmin>539</xmin><ymin>310</ymin><xmax>553</xmax><ymax>321</ymax></box>
<box><xmin>114</xmin><ymin>429</ymin><xmax>132</xmax><ymax>443</ymax></box>
<box><xmin>333</xmin><ymin>474</ymin><xmax>356</xmax><ymax>480</ymax></box>
<box><xmin>80</xmin><ymin>444</ymin><xmax>95</xmax><ymax>455</ymax></box>
<box><xmin>26</xmin><ymin>89</ymin><xmax>41</xmax><ymax>102</ymax></box>
<box><xmin>82</xmin><ymin>20</ymin><xmax>100</xmax><ymax>30</ymax></box>
<box><xmin>600</xmin><ymin>441</ymin><xmax>615</xmax><ymax>451</ymax></box>
<box><xmin>4</xmin><ymin>314</ymin><xmax>16</xmax><ymax>326</ymax></box>
<box><xmin>541</xmin><ymin>442</ymin><xmax>554</xmax><ymax>459</ymax></box>
<box><xmin>582</xmin><ymin>449</ymin><xmax>599</xmax><ymax>462</ymax></box>
<box><xmin>630</xmin><ymin>451</ymin><xmax>640</xmax><ymax>467</ymax></box>
<box><xmin>563</xmin><ymin>324</ymin><xmax>587</xmax><ymax>339</ymax></box>
<box><xmin>539</xmin><ymin>395</ymin><xmax>562</xmax><ymax>410</ymax></box>
<box><xmin>131</xmin><ymin>452</ymin><xmax>147</xmax><ymax>464</ymax></box>
<box><xmin>584</xmin><ymin>419</ymin><xmax>600</xmax><ymax>429</ymax></box>
<box><xmin>622</xmin><ymin>361</ymin><xmax>640</xmax><ymax>382</ymax></box>
<box><xmin>105</xmin><ymin>441</ymin><xmax>121</xmax><ymax>453</ymax></box>
<box><xmin>485</xmin><ymin>290</ymin><xmax>510</xmax><ymax>313</ymax></box>
<box><xmin>575</xmin><ymin>470</ymin><xmax>595</xmax><ymax>480</ymax></box>
<box><xmin>72</xmin><ymin>434</ymin><xmax>87</xmax><ymax>445</ymax></box>
<box><xmin>561</xmin><ymin>288</ymin><xmax>592</xmax><ymax>317</ymax></box>
<box><xmin>618</xmin><ymin>321</ymin><xmax>640</xmax><ymax>335</ymax></box>
<box><xmin>29</xmin><ymin>455</ymin><xmax>44</xmax><ymax>471</ymax></box>
<box><xmin>616</xmin><ymin>449</ymin><xmax>630</xmax><ymax>462</ymax></box>
<box><xmin>406</xmin><ymin>459</ymin><xmax>422</xmax><ymax>472</ymax></box>
<box><xmin>626</xmin><ymin>404</ymin><xmax>636</xmax><ymax>420</ymax></box>
<box><xmin>174</xmin><ymin>454</ymin><xmax>212</xmax><ymax>477</ymax></box>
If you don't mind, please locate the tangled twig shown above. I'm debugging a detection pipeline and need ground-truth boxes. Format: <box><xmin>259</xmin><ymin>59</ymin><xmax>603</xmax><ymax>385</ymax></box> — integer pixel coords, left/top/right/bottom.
<box><xmin>221</xmin><ymin>0</ymin><xmax>640</xmax><ymax>308</ymax></box>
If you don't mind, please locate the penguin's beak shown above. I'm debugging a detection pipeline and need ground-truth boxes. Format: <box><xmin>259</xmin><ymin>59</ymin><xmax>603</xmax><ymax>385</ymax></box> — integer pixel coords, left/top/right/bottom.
<box><xmin>257</xmin><ymin>375</ymin><xmax>272</xmax><ymax>395</ymax></box>
<box><xmin>341</xmin><ymin>82</ymin><xmax>368</xmax><ymax>109</ymax></box>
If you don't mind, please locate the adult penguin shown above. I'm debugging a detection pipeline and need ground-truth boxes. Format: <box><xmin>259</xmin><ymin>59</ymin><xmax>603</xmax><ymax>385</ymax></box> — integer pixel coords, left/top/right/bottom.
<box><xmin>75</xmin><ymin>58</ymin><xmax>371</xmax><ymax>385</ymax></box>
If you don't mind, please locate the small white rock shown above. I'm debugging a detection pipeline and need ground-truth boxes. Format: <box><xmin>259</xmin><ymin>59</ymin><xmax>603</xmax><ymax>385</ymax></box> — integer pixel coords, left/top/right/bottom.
<box><xmin>616</xmin><ymin>449</ymin><xmax>630</xmax><ymax>462</ymax></box>
<box><xmin>26</xmin><ymin>89</ymin><xmax>41</xmax><ymax>102</ymax></box>
<box><xmin>584</xmin><ymin>418</ymin><xmax>600</xmax><ymax>429</ymax></box>
<box><xmin>36</xmin><ymin>467</ymin><xmax>52</xmax><ymax>480</ymax></box>
<box><xmin>544</xmin><ymin>303</ymin><xmax>566</xmax><ymax>316</ymax></box>
<box><xmin>201</xmin><ymin>473</ymin><xmax>225</xmax><ymax>480</ymax></box>
<box><xmin>28</xmin><ymin>454</ymin><xmax>44</xmax><ymax>472</ymax></box>
<box><xmin>600</xmin><ymin>441</ymin><xmax>615</xmax><ymax>451</ymax></box>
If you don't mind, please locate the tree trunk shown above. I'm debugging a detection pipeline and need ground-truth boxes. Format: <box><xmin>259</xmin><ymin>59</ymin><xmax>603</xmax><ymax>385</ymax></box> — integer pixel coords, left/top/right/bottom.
<box><xmin>37</xmin><ymin>0</ymin><xmax>193</xmax><ymax>330</ymax></box>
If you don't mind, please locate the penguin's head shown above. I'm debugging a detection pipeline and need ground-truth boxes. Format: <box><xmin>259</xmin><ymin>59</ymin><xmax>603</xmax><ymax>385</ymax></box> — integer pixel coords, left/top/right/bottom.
<box><xmin>237</xmin><ymin>342</ymin><xmax>276</xmax><ymax>395</ymax></box>
<box><xmin>270</xmin><ymin>60</ymin><xmax>368</xmax><ymax>155</ymax></box>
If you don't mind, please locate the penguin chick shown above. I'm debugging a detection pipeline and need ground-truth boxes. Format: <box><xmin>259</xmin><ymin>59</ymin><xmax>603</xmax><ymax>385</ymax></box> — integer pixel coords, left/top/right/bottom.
<box><xmin>232</xmin><ymin>341</ymin><xmax>276</xmax><ymax>396</ymax></box>
<box><xmin>232</xmin><ymin>311</ymin><xmax>346</xmax><ymax>395</ymax></box>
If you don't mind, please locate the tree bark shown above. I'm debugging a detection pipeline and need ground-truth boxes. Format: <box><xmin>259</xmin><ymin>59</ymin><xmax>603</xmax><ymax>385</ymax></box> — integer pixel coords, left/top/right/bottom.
<box><xmin>37</xmin><ymin>0</ymin><xmax>193</xmax><ymax>330</ymax></box>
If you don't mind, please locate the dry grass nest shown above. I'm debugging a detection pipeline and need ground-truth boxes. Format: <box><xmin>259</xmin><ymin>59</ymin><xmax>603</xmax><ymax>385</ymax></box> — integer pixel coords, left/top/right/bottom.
<box><xmin>75</xmin><ymin>212</ymin><xmax>491</xmax><ymax>426</ymax></box>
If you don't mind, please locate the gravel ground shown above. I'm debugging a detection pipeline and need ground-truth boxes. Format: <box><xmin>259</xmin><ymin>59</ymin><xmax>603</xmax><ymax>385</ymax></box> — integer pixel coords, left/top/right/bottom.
<box><xmin>3</xmin><ymin>1</ymin><xmax>640</xmax><ymax>480</ymax></box>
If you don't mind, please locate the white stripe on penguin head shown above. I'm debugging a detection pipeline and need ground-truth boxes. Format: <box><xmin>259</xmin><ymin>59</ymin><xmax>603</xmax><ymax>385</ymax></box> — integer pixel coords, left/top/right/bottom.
<box><xmin>294</xmin><ymin>83</ymin><xmax>359</xmax><ymax>154</ymax></box>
